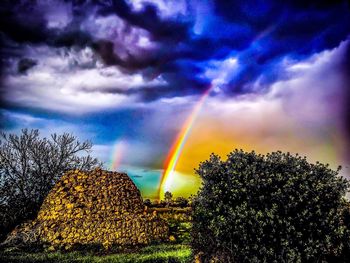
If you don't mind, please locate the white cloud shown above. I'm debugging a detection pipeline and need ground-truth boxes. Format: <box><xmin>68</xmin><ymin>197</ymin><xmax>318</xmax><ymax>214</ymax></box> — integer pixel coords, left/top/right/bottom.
<box><xmin>269</xmin><ymin>40</ymin><xmax>348</xmax><ymax>125</ymax></box>
<box><xmin>127</xmin><ymin>0</ymin><xmax>188</xmax><ymax>19</ymax></box>
<box><xmin>203</xmin><ymin>55</ymin><xmax>238</xmax><ymax>89</ymax></box>
<box><xmin>37</xmin><ymin>0</ymin><xmax>73</xmax><ymax>29</ymax></box>
<box><xmin>81</xmin><ymin>14</ymin><xmax>158</xmax><ymax>59</ymax></box>
<box><xmin>3</xmin><ymin>46</ymin><xmax>167</xmax><ymax>114</ymax></box>
<box><xmin>204</xmin><ymin>40</ymin><xmax>348</xmax><ymax>128</ymax></box>
<box><xmin>193</xmin><ymin>40</ymin><xmax>349</xmax><ymax>168</ymax></box>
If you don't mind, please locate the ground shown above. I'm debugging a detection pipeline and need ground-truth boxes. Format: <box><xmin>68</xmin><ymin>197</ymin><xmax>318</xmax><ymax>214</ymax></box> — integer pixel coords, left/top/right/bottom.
<box><xmin>0</xmin><ymin>244</ymin><xmax>192</xmax><ymax>263</ymax></box>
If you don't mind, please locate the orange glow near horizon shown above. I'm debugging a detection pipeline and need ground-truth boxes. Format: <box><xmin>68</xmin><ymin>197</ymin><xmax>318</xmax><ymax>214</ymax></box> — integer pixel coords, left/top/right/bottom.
<box><xmin>158</xmin><ymin>95</ymin><xmax>343</xmax><ymax>199</ymax></box>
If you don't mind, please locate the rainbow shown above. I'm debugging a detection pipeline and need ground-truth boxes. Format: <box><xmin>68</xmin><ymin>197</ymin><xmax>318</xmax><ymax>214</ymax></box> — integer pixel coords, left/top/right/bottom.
<box><xmin>110</xmin><ymin>139</ymin><xmax>127</xmax><ymax>171</ymax></box>
<box><xmin>158</xmin><ymin>86</ymin><xmax>213</xmax><ymax>199</ymax></box>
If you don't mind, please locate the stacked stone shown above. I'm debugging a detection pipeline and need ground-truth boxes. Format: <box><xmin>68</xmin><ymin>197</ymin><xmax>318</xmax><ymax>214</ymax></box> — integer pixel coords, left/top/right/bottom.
<box><xmin>23</xmin><ymin>169</ymin><xmax>168</xmax><ymax>249</ymax></box>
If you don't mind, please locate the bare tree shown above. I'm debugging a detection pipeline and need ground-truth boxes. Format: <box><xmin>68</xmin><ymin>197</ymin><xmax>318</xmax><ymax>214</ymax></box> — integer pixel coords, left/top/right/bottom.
<box><xmin>0</xmin><ymin>129</ymin><xmax>101</xmax><ymax>241</ymax></box>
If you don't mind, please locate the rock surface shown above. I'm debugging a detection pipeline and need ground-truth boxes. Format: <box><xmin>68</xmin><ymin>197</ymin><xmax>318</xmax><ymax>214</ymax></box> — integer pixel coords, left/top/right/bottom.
<box><xmin>4</xmin><ymin>169</ymin><xmax>168</xmax><ymax>249</ymax></box>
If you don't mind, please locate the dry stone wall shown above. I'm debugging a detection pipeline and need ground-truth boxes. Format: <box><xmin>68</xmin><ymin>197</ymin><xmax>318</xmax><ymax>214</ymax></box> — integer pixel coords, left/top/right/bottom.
<box><xmin>6</xmin><ymin>168</ymin><xmax>168</xmax><ymax>249</ymax></box>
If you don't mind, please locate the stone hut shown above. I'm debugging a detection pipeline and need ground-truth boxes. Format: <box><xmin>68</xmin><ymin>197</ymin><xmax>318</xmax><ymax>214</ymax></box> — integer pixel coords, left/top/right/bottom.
<box><xmin>6</xmin><ymin>169</ymin><xmax>168</xmax><ymax>249</ymax></box>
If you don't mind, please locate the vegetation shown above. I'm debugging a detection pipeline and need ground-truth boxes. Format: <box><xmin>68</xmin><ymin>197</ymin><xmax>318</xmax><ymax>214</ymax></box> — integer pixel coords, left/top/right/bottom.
<box><xmin>143</xmin><ymin>195</ymin><xmax>192</xmax><ymax>245</ymax></box>
<box><xmin>143</xmin><ymin>195</ymin><xmax>191</xmax><ymax>208</ymax></box>
<box><xmin>164</xmin><ymin>191</ymin><xmax>173</xmax><ymax>207</ymax></box>
<box><xmin>174</xmin><ymin>197</ymin><xmax>189</xmax><ymax>208</ymax></box>
<box><xmin>148</xmin><ymin>207</ymin><xmax>192</xmax><ymax>244</ymax></box>
<box><xmin>4</xmin><ymin>129</ymin><xmax>350</xmax><ymax>263</ymax></box>
<box><xmin>192</xmin><ymin>150</ymin><xmax>350</xmax><ymax>262</ymax></box>
<box><xmin>0</xmin><ymin>244</ymin><xmax>192</xmax><ymax>263</ymax></box>
<box><xmin>143</xmin><ymin>199</ymin><xmax>152</xmax><ymax>207</ymax></box>
<box><xmin>0</xmin><ymin>129</ymin><xmax>100</xmax><ymax>241</ymax></box>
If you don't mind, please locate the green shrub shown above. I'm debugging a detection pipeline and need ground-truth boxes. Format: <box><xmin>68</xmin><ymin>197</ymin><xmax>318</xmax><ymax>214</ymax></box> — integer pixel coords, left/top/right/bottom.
<box><xmin>191</xmin><ymin>150</ymin><xmax>349</xmax><ymax>262</ymax></box>
<box><xmin>152</xmin><ymin>207</ymin><xmax>192</xmax><ymax>244</ymax></box>
<box><xmin>168</xmin><ymin>219</ymin><xmax>192</xmax><ymax>244</ymax></box>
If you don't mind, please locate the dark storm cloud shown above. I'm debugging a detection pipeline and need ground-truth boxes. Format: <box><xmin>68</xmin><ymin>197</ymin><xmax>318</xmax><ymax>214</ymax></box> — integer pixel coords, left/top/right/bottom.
<box><xmin>91</xmin><ymin>0</ymin><xmax>350</xmax><ymax>96</ymax></box>
<box><xmin>211</xmin><ymin>0</ymin><xmax>350</xmax><ymax>93</ymax></box>
<box><xmin>17</xmin><ymin>58</ymin><xmax>37</xmax><ymax>73</ymax></box>
<box><xmin>0</xmin><ymin>0</ymin><xmax>349</xmax><ymax>103</ymax></box>
<box><xmin>0</xmin><ymin>1</ymin><xmax>50</xmax><ymax>44</ymax></box>
<box><xmin>91</xmin><ymin>39</ymin><xmax>170</xmax><ymax>70</ymax></box>
<box><xmin>0</xmin><ymin>0</ymin><xmax>96</xmax><ymax>52</ymax></box>
<box><xmin>96</xmin><ymin>0</ymin><xmax>190</xmax><ymax>41</ymax></box>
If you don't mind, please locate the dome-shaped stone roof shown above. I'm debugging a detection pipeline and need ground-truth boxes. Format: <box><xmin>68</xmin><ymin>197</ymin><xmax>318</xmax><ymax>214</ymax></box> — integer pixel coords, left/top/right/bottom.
<box><xmin>6</xmin><ymin>169</ymin><xmax>168</xmax><ymax>249</ymax></box>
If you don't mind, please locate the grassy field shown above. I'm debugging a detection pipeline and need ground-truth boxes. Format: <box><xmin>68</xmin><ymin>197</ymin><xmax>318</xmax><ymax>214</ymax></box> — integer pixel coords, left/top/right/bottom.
<box><xmin>0</xmin><ymin>244</ymin><xmax>192</xmax><ymax>263</ymax></box>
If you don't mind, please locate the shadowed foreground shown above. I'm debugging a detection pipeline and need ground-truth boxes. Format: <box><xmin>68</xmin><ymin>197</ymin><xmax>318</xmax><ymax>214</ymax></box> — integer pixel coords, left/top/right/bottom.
<box><xmin>0</xmin><ymin>244</ymin><xmax>192</xmax><ymax>263</ymax></box>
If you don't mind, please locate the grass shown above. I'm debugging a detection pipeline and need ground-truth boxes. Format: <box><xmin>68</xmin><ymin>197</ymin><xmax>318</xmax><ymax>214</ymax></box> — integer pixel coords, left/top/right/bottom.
<box><xmin>0</xmin><ymin>244</ymin><xmax>192</xmax><ymax>263</ymax></box>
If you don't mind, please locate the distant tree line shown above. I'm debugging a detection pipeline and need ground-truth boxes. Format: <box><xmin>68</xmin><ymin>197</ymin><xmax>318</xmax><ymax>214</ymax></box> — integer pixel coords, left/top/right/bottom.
<box><xmin>0</xmin><ymin>129</ymin><xmax>101</xmax><ymax>241</ymax></box>
<box><xmin>143</xmin><ymin>192</ymin><xmax>192</xmax><ymax>208</ymax></box>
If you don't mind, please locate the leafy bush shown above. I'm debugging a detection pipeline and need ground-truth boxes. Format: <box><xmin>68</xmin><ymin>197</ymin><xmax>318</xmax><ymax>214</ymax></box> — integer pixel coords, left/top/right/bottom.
<box><xmin>0</xmin><ymin>129</ymin><xmax>101</xmax><ymax>241</ymax></box>
<box><xmin>167</xmin><ymin>219</ymin><xmax>192</xmax><ymax>244</ymax></box>
<box><xmin>191</xmin><ymin>150</ymin><xmax>349</xmax><ymax>262</ymax></box>
<box><xmin>153</xmin><ymin>207</ymin><xmax>192</xmax><ymax>244</ymax></box>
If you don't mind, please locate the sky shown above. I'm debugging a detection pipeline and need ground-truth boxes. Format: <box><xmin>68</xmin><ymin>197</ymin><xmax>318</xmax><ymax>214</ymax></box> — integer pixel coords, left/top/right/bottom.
<box><xmin>1</xmin><ymin>0</ymin><xmax>350</xmax><ymax>200</ymax></box>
